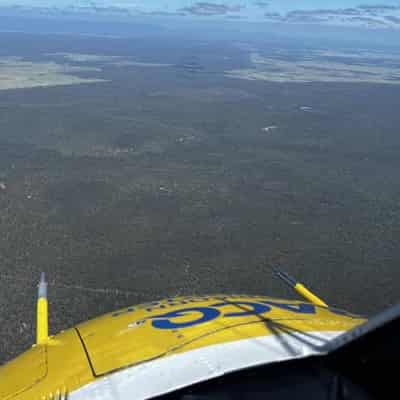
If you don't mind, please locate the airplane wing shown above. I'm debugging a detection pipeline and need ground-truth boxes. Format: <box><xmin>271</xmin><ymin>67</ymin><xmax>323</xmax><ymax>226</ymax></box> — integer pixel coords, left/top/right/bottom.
<box><xmin>0</xmin><ymin>293</ymin><xmax>364</xmax><ymax>400</ymax></box>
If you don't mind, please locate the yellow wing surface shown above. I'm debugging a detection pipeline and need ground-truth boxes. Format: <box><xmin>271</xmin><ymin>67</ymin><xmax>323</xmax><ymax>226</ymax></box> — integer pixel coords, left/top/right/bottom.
<box><xmin>0</xmin><ymin>295</ymin><xmax>365</xmax><ymax>400</ymax></box>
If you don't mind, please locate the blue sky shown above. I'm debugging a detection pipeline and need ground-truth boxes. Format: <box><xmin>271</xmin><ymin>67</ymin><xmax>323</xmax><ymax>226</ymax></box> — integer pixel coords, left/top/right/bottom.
<box><xmin>1</xmin><ymin>1</ymin><xmax>400</xmax><ymax>28</ymax></box>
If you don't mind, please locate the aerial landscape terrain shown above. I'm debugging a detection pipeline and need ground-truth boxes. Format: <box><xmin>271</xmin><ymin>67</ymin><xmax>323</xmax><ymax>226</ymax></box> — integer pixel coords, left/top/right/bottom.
<box><xmin>1</xmin><ymin>6</ymin><xmax>400</xmax><ymax>364</ymax></box>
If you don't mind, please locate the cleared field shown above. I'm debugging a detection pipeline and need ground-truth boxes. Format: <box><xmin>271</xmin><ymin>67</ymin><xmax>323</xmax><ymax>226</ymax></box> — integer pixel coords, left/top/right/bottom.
<box><xmin>225</xmin><ymin>50</ymin><xmax>400</xmax><ymax>84</ymax></box>
<box><xmin>0</xmin><ymin>57</ymin><xmax>107</xmax><ymax>90</ymax></box>
<box><xmin>50</xmin><ymin>52</ymin><xmax>173</xmax><ymax>67</ymax></box>
<box><xmin>0</xmin><ymin>53</ymin><xmax>175</xmax><ymax>91</ymax></box>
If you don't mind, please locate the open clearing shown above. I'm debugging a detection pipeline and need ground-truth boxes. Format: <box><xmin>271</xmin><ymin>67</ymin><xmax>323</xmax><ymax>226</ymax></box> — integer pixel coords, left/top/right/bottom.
<box><xmin>225</xmin><ymin>50</ymin><xmax>400</xmax><ymax>84</ymax></box>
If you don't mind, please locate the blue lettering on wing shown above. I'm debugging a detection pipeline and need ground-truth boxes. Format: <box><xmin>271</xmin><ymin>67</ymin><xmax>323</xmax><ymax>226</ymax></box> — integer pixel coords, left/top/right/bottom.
<box><xmin>150</xmin><ymin>307</ymin><xmax>221</xmax><ymax>329</ymax></box>
<box><xmin>147</xmin><ymin>299</ymin><xmax>321</xmax><ymax>330</ymax></box>
<box><xmin>212</xmin><ymin>301</ymin><xmax>271</xmax><ymax>317</ymax></box>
